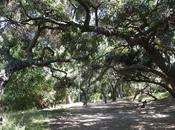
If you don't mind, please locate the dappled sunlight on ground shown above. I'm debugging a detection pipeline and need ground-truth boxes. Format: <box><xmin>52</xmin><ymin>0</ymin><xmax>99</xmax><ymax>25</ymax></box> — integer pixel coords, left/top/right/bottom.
<box><xmin>44</xmin><ymin>102</ymin><xmax>84</xmax><ymax>110</ymax></box>
<box><xmin>49</xmin><ymin>98</ymin><xmax>175</xmax><ymax>130</ymax></box>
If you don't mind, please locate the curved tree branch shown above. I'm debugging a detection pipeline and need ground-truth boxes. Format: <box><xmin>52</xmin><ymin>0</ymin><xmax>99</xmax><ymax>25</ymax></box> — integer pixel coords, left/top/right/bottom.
<box><xmin>111</xmin><ymin>64</ymin><xmax>168</xmax><ymax>80</ymax></box>
<box><xmin>126</xmin><ymin>77</ymin><xmax>173</xmax><ymax>98</ymax></box>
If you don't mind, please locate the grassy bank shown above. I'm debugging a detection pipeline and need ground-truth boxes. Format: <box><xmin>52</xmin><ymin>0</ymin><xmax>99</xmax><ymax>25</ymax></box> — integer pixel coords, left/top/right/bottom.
<box><xmin>1</xmin><ymin>108</ymin><xmax>65</xmax><ymax>130</ymax></box>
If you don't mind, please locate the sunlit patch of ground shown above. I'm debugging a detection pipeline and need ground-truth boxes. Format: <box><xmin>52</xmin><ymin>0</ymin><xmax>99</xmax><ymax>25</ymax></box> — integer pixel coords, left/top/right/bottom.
<box><xmin>44</xmin><ymin>102</ymin><xmax>84</xmax><ymax>110</ymax></box>
<box><xmin>49</xmin><ymin>98</ymin><xmax>175</xmax><ymax>130</ymax></box>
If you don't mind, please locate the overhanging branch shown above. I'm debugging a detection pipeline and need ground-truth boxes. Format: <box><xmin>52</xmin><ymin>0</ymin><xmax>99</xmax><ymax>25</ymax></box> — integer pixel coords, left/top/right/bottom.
<box><xmin>111</xmin><ymin>64</ymin><xmax>168</xmax><ymax>80</ymax></box>
<box><xmin>126</xmin><ymin>78</ymin><xmax>172</xmax><ymax>96</ymax></box>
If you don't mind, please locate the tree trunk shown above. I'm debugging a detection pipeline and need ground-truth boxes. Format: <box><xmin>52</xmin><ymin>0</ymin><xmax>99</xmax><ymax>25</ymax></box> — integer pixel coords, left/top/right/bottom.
<box><xmin>111</xmin><ymin>88</ymin><xmax>117</xmax><ymax>102</ymax></box>
<box><xmin>83</xmin><ymin>93</ymin><xmax>88</xmax><ymax>106</ymax></box>
<box><xmin>104</xmin><ymin>96</ymin><xmax>107</xmax><ymax>104</ymax></box>
<box><xmin>66</xmin><ymin>95</ymin><xmax>72</xmax><ymax>104</ymax></box>
<box><xmin>83</xmin><ymin>98</ymin><xmax>88</xmax><ymax>106</ymax></box>
<box><xmin>111</xmin><ymin>92</ymin><xmax>116</xmax><ymax>102</ymax></box>
<box><xmin>111</xmin><ymin>84</ymin><xmax>117</xmax><ymax>102</ymax></box>
<box><xmin>116</xmin><ymin>86</ymin><xmax>123</xmax><ymax>98</ymax></box>
<box><xmin>100</xmin><ymin>87</ymin><xmax>107</xmax><ymax>104</ymax></box>
<box><xmin>81</xmin><ymin>88</ymin><xmax>88</xmax><ymax>106</ymax></box>
<box><xmin>101</xmin><ymin>89</ymin><xmax>107</xmax><ymax>104</ymax></box>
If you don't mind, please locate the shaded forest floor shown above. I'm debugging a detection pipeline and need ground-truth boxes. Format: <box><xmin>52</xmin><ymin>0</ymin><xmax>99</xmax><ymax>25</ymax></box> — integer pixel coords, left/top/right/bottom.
<box><xmin>49</xmin><ymin>98</ymin><xmax>175</xmax><ymax>130</ymax></box>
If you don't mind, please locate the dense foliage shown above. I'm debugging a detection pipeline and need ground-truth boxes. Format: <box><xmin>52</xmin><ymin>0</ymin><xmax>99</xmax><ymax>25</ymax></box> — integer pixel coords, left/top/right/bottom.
<box><xmin>3</xmin><ymin>68</ymin><xmax>55</xmax><ymax>110</ymax></box>
<box><xmin>0</xmin><ymin>0</ymin><xmax>175</xmax><ymax>110</ymax></box>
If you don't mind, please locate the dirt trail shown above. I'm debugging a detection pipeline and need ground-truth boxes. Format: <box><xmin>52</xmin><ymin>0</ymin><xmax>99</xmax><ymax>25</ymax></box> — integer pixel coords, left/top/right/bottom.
<box><xmin>49</xmin><ymin>98</ymin><xmax>175</xmax><ymax>130</ymax></box>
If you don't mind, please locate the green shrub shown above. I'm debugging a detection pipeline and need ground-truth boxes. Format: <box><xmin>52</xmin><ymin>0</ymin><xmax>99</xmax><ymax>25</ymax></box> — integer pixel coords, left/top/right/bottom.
<box><xmin>3</xmin><ymin>68</ymin><xmax>55</xmax><ymax>111</ymax></box>
<box><xmin>90</xmin><ymin>93</ymin><xmax>102</xmax><ymax>103</ymax></box>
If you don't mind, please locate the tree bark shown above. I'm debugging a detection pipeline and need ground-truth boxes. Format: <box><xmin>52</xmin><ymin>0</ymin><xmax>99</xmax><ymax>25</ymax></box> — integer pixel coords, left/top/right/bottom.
<box><xmin>140</xmin><ymin>38</ymin><xmax>175</xmax><ymax>98</ymax></box>
<box><xmin>66</xmin><ymin>95</ymin><xmax>72</xmax><ymax>104</ymax></box>
<box><xmin>111</xmin><ymin>87</ymin><xmax>117</xmax><ymax>102</ymax></box>
<box><xmin>80</xmin><ymin>88</ymin><xmax>88</xmax><ymax>106</ymax></box>
<box><xmin>110</xmin><ymin>83</ymin><xmax>118</xmax><ymax>102</ymax></box>
<box><xmin>83</xmin><ymin>92</ymin><xmax>88</xmax><ymax>106</ymax></box>
<box><xmin>101</xmin><ymin>89</ymin><xmax>107</xmax><ymax>104</ymax></box>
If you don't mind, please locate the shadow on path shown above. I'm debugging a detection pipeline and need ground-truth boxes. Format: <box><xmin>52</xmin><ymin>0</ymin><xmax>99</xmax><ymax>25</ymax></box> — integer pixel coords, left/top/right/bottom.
<box><xmin>49</xmin><ymin>98</ymin><xmax>175</xmax><ymax>130</ymax></box>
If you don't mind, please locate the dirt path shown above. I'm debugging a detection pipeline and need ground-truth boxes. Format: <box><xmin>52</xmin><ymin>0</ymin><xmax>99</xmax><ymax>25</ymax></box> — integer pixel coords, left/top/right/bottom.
<box><xmin>49</xmin><ymin>98</ymin><xmax>175</xmax><ymax>130</ymax></box>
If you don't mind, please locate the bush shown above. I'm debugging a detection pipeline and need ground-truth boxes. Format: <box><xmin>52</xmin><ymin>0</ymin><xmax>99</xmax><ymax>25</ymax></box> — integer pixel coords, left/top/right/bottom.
<box><xmin>90</xmin><ymin>93</ymin><xmax>102</xmax><ymax>103</ymax></box>
<box><xmin>3</xmin><ymin>68</ymin><xmax>55</xmax><ymax>111</ymax></box>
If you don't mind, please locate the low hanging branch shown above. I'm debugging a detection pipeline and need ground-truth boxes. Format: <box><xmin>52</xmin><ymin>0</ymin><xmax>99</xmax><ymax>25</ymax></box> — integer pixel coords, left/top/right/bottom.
<box><xmin>133</xmin><ymin>85</ymin><xmax>148</xmax><ymax>101</ymax></box>
<box><xmin>144</xmin><ymin>92</ymin><xmax>158</xmax><ymax>100</ymax></box>
<box><xmin>111</xmin><ymin>64</ymin><xmax>168</xmax><ymax>80</ymax></box>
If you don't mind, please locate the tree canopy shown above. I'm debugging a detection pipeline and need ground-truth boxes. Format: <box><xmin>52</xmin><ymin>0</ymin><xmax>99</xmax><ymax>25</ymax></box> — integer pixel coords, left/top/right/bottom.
<box><xmin>0</xmin><ymin>0</ymin><xmax>175</xmax><ymax>99</ymax></box>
